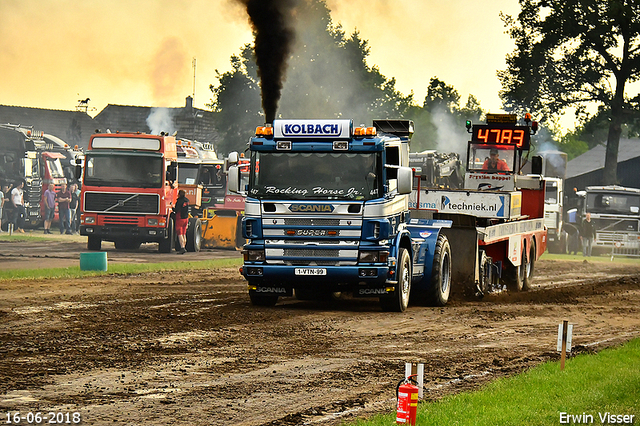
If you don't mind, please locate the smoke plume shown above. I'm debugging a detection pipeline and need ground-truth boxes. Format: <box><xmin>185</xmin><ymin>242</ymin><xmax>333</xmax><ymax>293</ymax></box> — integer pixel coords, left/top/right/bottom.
<box><xmin>239</xmin><ymin>0</ymin><xmax>298</xmax><ymax>123</ymax></box>
<box><xmin>146</xmin><ymin>108</ymin><xmax>177</xmax><ymax>135</ymax></box>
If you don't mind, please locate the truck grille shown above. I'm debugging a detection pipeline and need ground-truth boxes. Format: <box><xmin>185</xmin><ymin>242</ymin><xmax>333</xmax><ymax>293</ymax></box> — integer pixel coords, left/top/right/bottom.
<box><xmin>284</xmin><ymin>248</ymin><xmax>340</xmax><ymax>258</ymax></box>
<box><xmin>285</xmin><ymin>218</ymin><xmax>341</xmax><ymax>226</ymax></box>
<box><xmin>84</xmin><ymin>192</ymin><xmax>160</xmax><ymax>215</ymax></box>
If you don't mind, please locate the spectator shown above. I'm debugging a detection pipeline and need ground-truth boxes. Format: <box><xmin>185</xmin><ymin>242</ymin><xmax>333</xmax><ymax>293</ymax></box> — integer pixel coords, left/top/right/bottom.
<box><xmin>43</xmin><ymin>183</ymin><xmax>56</xmax><ymax>234</ymax></box>
<box><xmin>56</xmin><ymin>183</ymin><xmax>72</xmax><ymax>235</ymax></box>
<box><xmin>581</xmin><ymin>213</ymin><xmax>596</xmax><ymax>257</ymax></box>
<box><xmin>10</xmin><ymin>180</ymin><xmax>26</xmax><ymax>233</ymax></box>
<box><xmin>69</xmin><ymin>183</ymin><xmax>80</xmax><ymax>233</ymax></box>
<box><xmin>482</xmin><ymin>148</ymin><xmax>510</xmax><ymax>172</ymax></box>
<box><xmin>173</xmin><ymin>189</ymin><xmax>189</xmax><ymax>254</ymax></box>
<box><xmin>0</xmin><ymin>182</ymin><xmax>6</xmax><ymax>233</ymax></box>
<box><xmin>1</xmin><ymin>182</ymin><xmax>10</xmax><ymax>232</ymax></box>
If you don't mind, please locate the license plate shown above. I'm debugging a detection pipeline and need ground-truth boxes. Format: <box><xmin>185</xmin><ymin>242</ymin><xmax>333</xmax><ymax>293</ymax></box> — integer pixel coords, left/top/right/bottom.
<box><xmin>295</xmin><ymin>268</ymin><xmax>327</xmax><ymax>276</ymax></box>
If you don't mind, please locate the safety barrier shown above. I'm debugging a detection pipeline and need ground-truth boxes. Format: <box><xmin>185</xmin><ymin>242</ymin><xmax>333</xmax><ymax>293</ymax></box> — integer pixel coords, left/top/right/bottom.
<box><xmin>608</xmin><ymin>232</ymin><xmax>640</xmax><ymax>260</ymax></box>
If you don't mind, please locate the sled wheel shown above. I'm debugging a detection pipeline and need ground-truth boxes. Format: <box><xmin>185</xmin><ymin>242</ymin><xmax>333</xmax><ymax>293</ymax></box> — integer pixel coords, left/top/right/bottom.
<box><xmin>523</xmin><ymin>240</ymin><xmax>536</xmax><ymax>291</ymax></box>
<box><xmin>186</xmin><ymin>218</ymin><xmax>202</xmax><ymax>252</ymax></box>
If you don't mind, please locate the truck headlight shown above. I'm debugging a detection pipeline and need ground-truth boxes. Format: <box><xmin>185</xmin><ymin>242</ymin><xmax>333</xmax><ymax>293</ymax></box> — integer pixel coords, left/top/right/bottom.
<box><xmin>358</xmin><ymin>250</ymin><xmax>389</xmax><ymax>263</ymax></box>
<box><xmin>148</xmin><ymin>218</ymin><xmax>158</xmax><ymax>226</ymax></box>
<box><xmin>243</xmin><ymin>249</ymin><xmax>265</xmax><ymax>262</ymax></box>
<box><xmin>84</xmin><ymin>216</ymin><xmax>96</xmax><ymax>224</ymax></box>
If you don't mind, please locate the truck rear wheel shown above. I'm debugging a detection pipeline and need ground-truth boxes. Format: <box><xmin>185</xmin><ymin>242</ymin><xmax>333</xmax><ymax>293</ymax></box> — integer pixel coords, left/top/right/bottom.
<box><xmin>523</xmin><ymin>241</ymin><xmax>536</xmax><ymax>291</ymax></box>
<box><xmin>380</xmin><ymin>247</ymin><xmax>411</xmax><ymax>312</ymax></box>
<box><xmin>427</xmin><ymin>234</ymin><xmax>451</xmax><ymax>306</ymax></box>
<box><xmin>158</xmin><ymin>218</ymin><xmax>175</xmax><ymax>253</ymax></box>
<box><xmin>87</xmin><ymin>236</ymin><xmax>101</xmax><ymax>251</ymax></box>
<box><xmin>505</xmin><ymin>247</ymin><xmax>526</xmax><ymax>292</ymax></box>
<box><xmin>186</xmin><ymin>218</ymin><xmax>202</xmax><ymax>252</ymax></box>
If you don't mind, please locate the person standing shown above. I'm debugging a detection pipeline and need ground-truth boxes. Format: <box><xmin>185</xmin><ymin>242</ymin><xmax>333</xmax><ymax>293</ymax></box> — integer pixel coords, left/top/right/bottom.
<box><xmin>173</xmin><ymin>189</ymin><xmax>189</xmax><ymax>254</ymax></box>
<box><xmin>581</xmin><ymin>213</ymin><xmax>596</xmax><ymax>257</ymax></box>
<box><xmin>56</xmin><ymin>183</ymin><xmax>72</xmax><ymax>235</ymax></box>
<box><xmin>0</xmin><ymin>182</ymin><xmax>6</xmax><ymax>233</ymax></box>
<box><xmin>43</xmin><ymin>183</ymin><xmax>56</xmax><ymax>234</ymax></box>
<box><xmin>69</xmin><ymin>183</ymin><xmax>80</xmax><ymax>234</ymax></box>
<box><xmin>10</xmin><ymin>180</ymin><xmax>26</xmax><ymax>233</ymax></box>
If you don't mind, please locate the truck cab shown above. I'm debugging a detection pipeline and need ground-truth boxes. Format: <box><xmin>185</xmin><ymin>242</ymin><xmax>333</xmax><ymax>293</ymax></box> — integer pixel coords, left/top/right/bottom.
<box><xmin>79</xmin><ymin>132</ymin><xmax>178</xmax><ymax>252</ymax></box>
<box><xmin>231</xmin><ymin>119</ymin><xmax>452</xmax><ymax>311</ymax></box>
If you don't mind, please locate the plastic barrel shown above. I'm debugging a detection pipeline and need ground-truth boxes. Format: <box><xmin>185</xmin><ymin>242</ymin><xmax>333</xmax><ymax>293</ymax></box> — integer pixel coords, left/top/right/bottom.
<box><xmin>79</xmin><ymin>252</ymin><xmax>108</xmax><ymax>271</ymax></box>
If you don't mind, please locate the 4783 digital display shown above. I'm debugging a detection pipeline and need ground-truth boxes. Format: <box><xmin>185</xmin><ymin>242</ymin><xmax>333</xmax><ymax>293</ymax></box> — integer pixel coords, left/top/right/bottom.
<box><xmin>471</xmin><ymin>125</ymin><xmax>531</xmax><ymax>149</ymax></box>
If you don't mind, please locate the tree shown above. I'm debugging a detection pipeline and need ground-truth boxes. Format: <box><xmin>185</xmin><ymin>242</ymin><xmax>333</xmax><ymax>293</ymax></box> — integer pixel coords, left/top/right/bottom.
<box><xmin>499</xmin><ymin>0</ymin><xmax>640</xmax><ymax>185</ymax></box>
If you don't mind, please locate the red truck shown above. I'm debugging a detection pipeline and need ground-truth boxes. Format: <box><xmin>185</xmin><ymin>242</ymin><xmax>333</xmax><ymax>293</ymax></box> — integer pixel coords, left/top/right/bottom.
<box><xmin>79</xmin><ymin>132</ymin><xmax>179</xmax><ymax>252</ymax></box>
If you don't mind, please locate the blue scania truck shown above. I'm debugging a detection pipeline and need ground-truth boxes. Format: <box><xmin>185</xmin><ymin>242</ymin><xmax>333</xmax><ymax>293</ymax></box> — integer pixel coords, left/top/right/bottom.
<box><xmin>228</xmin><ymin>119</ymin><xmax>452</xmax><ymax>311</ymax></box>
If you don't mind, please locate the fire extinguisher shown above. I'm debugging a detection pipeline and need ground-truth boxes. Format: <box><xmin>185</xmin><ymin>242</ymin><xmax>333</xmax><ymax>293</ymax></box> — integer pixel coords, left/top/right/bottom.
<box><xmin>396</xmin><ymin>374</ymin><xmax>419</xmax><ymax>425</ymax></box>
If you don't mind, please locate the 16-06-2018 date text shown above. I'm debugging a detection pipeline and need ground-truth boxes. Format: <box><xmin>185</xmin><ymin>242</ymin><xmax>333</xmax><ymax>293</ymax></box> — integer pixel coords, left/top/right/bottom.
<box><xmin>4</xmin><ymin>412</ymin><xmax>81</xmax><ymax>424</ymax></box>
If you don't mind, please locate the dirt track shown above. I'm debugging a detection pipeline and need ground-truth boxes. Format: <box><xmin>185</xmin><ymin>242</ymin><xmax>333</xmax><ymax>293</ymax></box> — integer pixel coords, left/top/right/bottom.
<box><xmin>0</xmin><ymin>235</ymin><xmax>639</xmax><ymax>425</ymax></box>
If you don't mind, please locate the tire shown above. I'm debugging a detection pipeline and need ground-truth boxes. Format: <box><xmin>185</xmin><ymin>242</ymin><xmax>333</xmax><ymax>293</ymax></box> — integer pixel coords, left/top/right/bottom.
<box><xmin>186</xmin><ymin>218</ymin><xmax>202</xmax><ymax>252</ymax></box>
<box><xmin>114</xmin><ymin>239</ymin><xmax>141</xmax><ymax>250</ymax></box>
<box><xmin>523</xmin><ymin>241</ymin><xmax>536</xmax><ymax>291</ymax></box>
<box><xmin>158</xmin><ymin>218</ymin><xmax>175</xmax><ymax>253</ymax></box>
<box><xmin>249</xmin><ymin>291</ymin><xmax>279</xmax><ymax>307</ymax></box>
<box><xmin>477</xmin><ymin>250</ymin><xmax>492</xmax><ymax>296</ymax></box>
<box><xmin>505</xmin><ymin>246</ymin><xmax>526</xmax><ymax>292</ymax></box>
<box><xmin>427</xmin><ymin>234</ymin><xmax>452</xmax><ymax>306</ymax></box>
<box><xmin>235</xmin><ymin>214</ymin><xmax>246</xmax><ymax>249</ymax></box>
<box><xmin>87</xmin><ymin>235</ymin><xmax>101</xmax><ymax>251</ymax></box>
<box><xmin>380</xmin><ymin>247</ymin><xmax>411</xmax><ymax>312</ymax></box>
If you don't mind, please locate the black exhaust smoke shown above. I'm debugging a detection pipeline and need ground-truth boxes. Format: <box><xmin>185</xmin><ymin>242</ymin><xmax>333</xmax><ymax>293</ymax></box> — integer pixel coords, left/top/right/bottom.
<box><xmin>239</xmin><ymin>0</ymin><xmax>297</xmax><ymax>124</ymax></box>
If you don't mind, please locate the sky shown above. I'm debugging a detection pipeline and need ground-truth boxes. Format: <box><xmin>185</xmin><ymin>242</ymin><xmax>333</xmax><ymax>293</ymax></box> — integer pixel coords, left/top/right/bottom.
<box><xmin>0</xmin><ymin>0</ymin><xmax>563</xmax><ymax>128</ymax></box>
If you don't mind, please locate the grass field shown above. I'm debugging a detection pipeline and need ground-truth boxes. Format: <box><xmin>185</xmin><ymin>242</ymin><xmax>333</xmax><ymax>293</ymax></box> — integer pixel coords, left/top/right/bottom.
<box><xmin>0</xmin><ymin>257</ymin><xmax>243</xmax><ymax>281</ymax></box>
<box><xmin>348</xmin><ymin>339</ymin><xmax>640</xmax><ymax>426</ymax></box>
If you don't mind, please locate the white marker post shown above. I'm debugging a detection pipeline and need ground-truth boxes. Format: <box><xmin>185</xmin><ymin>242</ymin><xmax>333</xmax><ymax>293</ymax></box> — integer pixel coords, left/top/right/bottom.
<box><xmin>556</xmin><ymin>320</ymin><xmax>573</xmax><ymax>370</ymax></box>
<box><xmin>404</xmin><ymin>362</ymin><xmax>425</xmax><ymax>399</ymax></box>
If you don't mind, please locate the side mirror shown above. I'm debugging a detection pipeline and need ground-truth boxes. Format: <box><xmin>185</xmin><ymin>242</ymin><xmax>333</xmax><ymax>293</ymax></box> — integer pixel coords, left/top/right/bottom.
<box><xmin>227</xmin><ymin>165</ymin><xmax>240</xmax><ymax>194</ymax></box>
<box><xmin>397</xmin><ymin>166</ymin><xmax>413</xmax><ymax>195</ymax></box>
<box><xmin>227</xmin><ymin>151</ymin><xmax>239</xmax><ymax>164</ymax></box>
<box><xmin>74</xmin><ymin>164</ymin><xmax>82</xmax><ymax>181</ymax></box>
<box><xmin>166</xmin><ymin>161</ymin><xmax>177</xmax><ymax>182</ymax></box>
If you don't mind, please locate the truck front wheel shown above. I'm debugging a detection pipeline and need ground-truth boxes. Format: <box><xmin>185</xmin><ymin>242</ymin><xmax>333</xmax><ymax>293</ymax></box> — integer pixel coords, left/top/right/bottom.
<box><xmin>87</xmin><ymin>236</ymin><xmax>101</xmax><ymax>251</ymax></box>
<box><xmin>158</xmin><ymin>218</ymin><xmax>175</xmax><ymax>253</ymax></box>
<box><xmin>427</xmin><ymin>234</ymin><xmax>452</xmax><ymax>306</ymax></box>
<box><xmin>380</xmin><ymin>247</ymin><xmax>411</xmax><ymax>312</ymax></box>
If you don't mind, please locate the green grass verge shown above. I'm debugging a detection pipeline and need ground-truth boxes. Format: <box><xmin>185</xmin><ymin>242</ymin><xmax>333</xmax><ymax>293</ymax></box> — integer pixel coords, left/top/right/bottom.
<box><xmin>541</xmin><ymin>251</ymin><xmax>640</xmax><ymax>264</ymax></box>
<box><xmin>348</xmin><ymin>339</ymin><xmax>640</xmax><ymax>426</ymax></box>
<box><xmin>0</xmin><ymin>257</ymin><xmax>242</xmax><ymax>281</ymax></box>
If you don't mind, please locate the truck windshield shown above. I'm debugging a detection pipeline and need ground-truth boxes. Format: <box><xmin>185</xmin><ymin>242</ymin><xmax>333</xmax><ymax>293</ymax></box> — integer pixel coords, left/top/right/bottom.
<box><xmin>249</xmin><ymin>152</ymin><xmax>380</xmax><ymax>200</ymax></box>
<box><xmin>84</xmin><ymin>154</ymin><xmax>164</xmax><ymax>188</ymax></box>
<box><xmin>22</xmin><ymin>158</ymin><xmax>40</xmax><ymax>179</ymax></box>
<box><xmin>587</xmin><ymin>192</ymin><xmax>640</xmax><ymax>215</ymax></box>
<box><xmin>46</xmin><ymin>158</ymin><xmax>65</xmax><ymax>179</ymax></box>
<box><xmin>178</xmin><ymin>164</ymin><xmax>199</xmax><ymax>185</ymax></box>
<box><xmin>545</xmin><ymin>181</ymin><xmax>558</xmax><ymax>204</ymax></box>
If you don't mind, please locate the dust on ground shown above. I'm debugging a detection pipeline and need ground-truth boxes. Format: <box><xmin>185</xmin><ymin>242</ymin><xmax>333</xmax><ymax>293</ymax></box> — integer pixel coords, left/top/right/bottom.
<box><xmin>0</xmin><ymin>234</ymin><xmax>639</xmax><ymax>425</ymax></box>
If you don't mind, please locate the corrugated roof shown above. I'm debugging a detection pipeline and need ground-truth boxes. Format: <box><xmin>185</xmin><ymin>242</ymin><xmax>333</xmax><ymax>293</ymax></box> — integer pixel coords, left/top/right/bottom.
<box><xmin>566</xmin><ymin>138</ymin><xmax>640</xmax><ymax>178</ymax></box>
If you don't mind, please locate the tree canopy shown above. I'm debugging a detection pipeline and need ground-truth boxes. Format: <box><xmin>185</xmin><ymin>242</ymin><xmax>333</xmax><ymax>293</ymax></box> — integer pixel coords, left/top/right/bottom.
<box><xmin>209</xmin><ymin>0</ymin><xmax>487</xmax><ymax>155</ymax></box>
<box><xmin>499</xmin><ymin>0</ymin><xmax>640</xmax><ymax>184</ymax></box>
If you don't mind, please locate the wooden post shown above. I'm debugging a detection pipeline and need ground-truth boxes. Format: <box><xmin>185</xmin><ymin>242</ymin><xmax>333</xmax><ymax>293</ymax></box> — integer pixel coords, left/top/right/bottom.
<box><xmin>560</xmin><ymin>320</ymin><xmax>568</xmax><ymax>371</ymax></box>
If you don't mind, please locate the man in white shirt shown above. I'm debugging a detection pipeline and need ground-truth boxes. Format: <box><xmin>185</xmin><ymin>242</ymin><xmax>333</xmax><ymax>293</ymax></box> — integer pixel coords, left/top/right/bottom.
<box><xmin>11</xmin><ymin>180</ymin><xmax>26</xmax><ymax>233</ymax></box>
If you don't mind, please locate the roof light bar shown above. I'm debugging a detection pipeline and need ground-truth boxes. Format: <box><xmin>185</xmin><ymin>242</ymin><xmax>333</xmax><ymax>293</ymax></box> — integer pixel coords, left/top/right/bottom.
<box><xmin>353</xmin><ymin>126</ymin><xmax>376</xmax><ymax>137</ymax></box>
<box><xmin>256</xmin><ymin>126</ymin><xmax>274</xmax><ymax>137</ymax></box>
